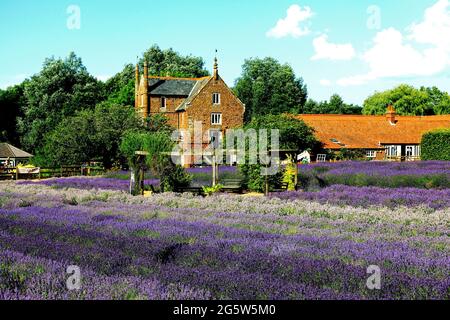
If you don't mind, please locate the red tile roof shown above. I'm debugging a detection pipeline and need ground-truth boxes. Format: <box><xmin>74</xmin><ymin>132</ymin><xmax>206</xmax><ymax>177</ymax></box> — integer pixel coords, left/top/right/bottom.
<box><xmin>296</xmin><ymin>114</ymin><xmax>450</xmax><ymax>149</ymax></box>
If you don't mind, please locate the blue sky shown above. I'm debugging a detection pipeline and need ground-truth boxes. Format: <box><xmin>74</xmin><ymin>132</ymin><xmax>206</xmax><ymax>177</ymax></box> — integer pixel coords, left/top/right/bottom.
<box><xmin>1</xmin><ymin>0</ymin><xmax>449</xmax><ymax>104</ymax></box>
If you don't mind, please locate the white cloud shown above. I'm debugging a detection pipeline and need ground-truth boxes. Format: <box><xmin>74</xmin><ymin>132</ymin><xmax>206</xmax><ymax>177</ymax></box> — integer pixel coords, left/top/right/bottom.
<box><xmin>319</xmin><ymin>79</ymin><xmax>332</xmax><ymax>86</ymax></box>
<box><xmin>0</xmin><ymin>74</ymin><xmax>29</xmax><ymax>89</ymax></box>
<box><xmin>266</xmin><ymin>5</ymin><xmax>313</xmax><ymax>38</ymax></box>
<box><xmin>338</xmin><ymin>0</ymin><xmax>450</xmax><ymax>86</ymax></box>
<box><xmin>95</xmin><ymin>75</ymin><xmax>111</xmax><ymax>82</ymax></box>
<box><xmin>311</xmin><ymin>35</ymin><xmax>356</xmax><ymax>61</ymax></box>
<box><xmin>408</xmin><ymin>0</ymin><xmax>450</xmax><ymax>50</ymax></box>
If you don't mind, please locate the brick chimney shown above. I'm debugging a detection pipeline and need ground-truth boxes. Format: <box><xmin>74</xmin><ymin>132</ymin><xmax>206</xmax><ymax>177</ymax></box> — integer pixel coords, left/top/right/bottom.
<box><xmin>213</xmin><ymin>56</ymin><xmax>219</xmax><ymax>81</ymax></box>
<box><xmin>135</xmin><ymin>63</ymin><xmax>139</xmax><ymax>109</ymax></box>
<box><xmin>386</xmin><ymin>105</ymin><xmax>397</xmax><ymax>125</ymax></box>
<box><xmin>143</xmin><ymin>60</ymin><xmax>149</xmax><ymax>118</ymax></box>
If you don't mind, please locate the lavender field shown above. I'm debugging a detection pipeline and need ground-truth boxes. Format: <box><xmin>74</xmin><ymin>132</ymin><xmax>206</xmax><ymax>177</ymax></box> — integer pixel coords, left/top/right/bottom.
<box><xmin>1</xmin><ymin>167</ymin><xmax>449</xmax><ymax>300</ymax></box>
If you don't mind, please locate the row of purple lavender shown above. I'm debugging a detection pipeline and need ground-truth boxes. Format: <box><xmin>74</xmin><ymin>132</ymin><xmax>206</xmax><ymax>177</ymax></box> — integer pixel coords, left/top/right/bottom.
<box><xmin>0</xmin><ymin>182</ymin><xmax>448</xmax><ymax>300</ymax></box>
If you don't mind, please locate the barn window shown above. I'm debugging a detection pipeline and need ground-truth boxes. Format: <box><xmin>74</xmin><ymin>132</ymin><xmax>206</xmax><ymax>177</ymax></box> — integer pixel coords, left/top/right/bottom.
<box><xmin>212</xmin><ymin>93</ymin><xmax>221</xmax><ymax>105</ymax></box>
<box><xmin>366</xmin><ymin>150</ymin><xmax>376</xmax><ymax>158</ymax></box>
<box><xmin>211</xmin><ymin>113</ymin><xmax>222</xmax><ymax>125</ymax></box>
<box><xmin>161</xmin><ymin>97</ymin><xmax>167</xmax><ymax>110</ymax></box>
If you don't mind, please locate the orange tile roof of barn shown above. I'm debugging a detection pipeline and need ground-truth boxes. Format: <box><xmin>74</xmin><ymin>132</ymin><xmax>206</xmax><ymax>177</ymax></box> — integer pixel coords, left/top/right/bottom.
<box><xmin>295</xmin><ymin>114</ymin><xmax>450</xmax><ymax>149</ymax></box>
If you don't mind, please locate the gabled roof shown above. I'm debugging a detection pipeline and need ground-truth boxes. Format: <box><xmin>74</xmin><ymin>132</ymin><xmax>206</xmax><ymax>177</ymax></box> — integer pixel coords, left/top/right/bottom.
<box><xmin>0</xmin><ymin>143</ymin><xmax>34</xmax><ymax>158</ymax></box>
<box><xmin>148</xmin><ymin>76</ymin><xmax>210</xmax><ymax>97</ymax></box>
<box><xmin>176</xmin><ymin>77</ymin><xmax>211</xmax><ymax>111</ymax></box>
<box><xmin>296</xmin><ymin>114</ymin><xmax>450</xmax><ymax>149</ymax></box>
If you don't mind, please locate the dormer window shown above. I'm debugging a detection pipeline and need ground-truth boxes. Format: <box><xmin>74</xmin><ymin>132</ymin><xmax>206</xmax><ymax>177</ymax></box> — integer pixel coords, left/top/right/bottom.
<box><xmin>161</xmin><ymin>97</ymin><xmax>167</xmax><ymax>110</ymax></box>
<box><xmin>212</xmin><ymin>93</ymin><xmax>220</xmax><ymax>105</ymax></box>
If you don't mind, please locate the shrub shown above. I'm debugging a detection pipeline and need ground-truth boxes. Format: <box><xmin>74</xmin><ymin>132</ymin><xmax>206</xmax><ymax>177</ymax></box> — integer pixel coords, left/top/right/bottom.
<box><xmin>160</xmin><ymin>165</ymin><xmax>192</xmax><ymax>192</ymax></box>
<box><xmin>240</xmin><ymin>164</ymin><xmax>283</xmax><ymax>193</ymax></box>
<box><xmin>421</xmin><ymin>129</ymin><xmax>450</xmax><ymax>161</ymax></box>
<box><xmin>202</xmin><ymin>184</ymin><xmax>223</xmax><ymax>196</ymax></box>
<box><xmin>282</xmin><ymin>156</ymin><xmax>297</xmax><ymax>191</ymax></box>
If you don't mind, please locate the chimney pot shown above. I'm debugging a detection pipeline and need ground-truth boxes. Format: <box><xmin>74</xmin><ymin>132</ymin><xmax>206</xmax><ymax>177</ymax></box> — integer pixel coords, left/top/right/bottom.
<box><xmin>386</xmin><ymin>105</ymin><xmax>397</xmax><ymax>125</ymax></box>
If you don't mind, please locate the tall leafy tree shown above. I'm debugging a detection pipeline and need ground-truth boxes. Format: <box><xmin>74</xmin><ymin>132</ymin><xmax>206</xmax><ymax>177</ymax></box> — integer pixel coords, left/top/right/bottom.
<box><xmin>39</xmin><ymin>102</ymin><xmax>144</xmax><ymax>168</ymax></box>
<box><xmin>363</xmin><ymin>84</ymin><xmax>450</xmax><ymax>115</ymax></box>
<box><xmin>103</xmin><ymin>45</ymin><xmax>210</xmax><ymax>107</ymax></box>
<box><xmin>0</xmin><ymin>83</ymin><xmax>26</xmax><ymax>145</ymax></box>
<box><xmin>302</xmin><ymin>94</ymin><xmax>362</xmax><ymax>115</ymax></box>
<box><xmin>141</xmin><ymin>45</ymin><xmax>210</xmax><ymax>78</ymax></box>
<box><xmin>18</xmin><ymin>52</ymin><xmax>104</xmax><ymax>153</ymax></box>
<box><xmin>234</xmin><ymin>57</ymin><xmax>308</xmax><ymax>122</ymax></box>
<box><xmin>103</xmin><ymin>64</ymin><xmax>135</xmax><ymax>106</ymax></box>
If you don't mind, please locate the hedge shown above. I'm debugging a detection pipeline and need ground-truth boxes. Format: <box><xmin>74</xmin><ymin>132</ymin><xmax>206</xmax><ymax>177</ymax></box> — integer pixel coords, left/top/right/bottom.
<box><xmin>421</xmin><ymin>129</ymin><xmax>450</xmax><ymax>161</ymax></box>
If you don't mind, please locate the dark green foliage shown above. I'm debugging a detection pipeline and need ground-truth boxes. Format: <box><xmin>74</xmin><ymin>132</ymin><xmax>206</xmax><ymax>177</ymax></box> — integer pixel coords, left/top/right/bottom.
<box><xmin>330</xmin><ymin>149</ymin><xmax>368</xmax><ymax>161</ymax></box>
<box><xmin>421</xmin><ymin>129</ymin><xmax>450</xmax><ymax>161</ymax></box>
<box><xmin>141</xmin><ymin>45</ymin><xmax>210</xmax><ymax>78</ymax></box>
<box><xmin>103</xmin><ymin>45</ymin><xmax>210</xmax><ymax>110</ymax></box>
<box><xmin>18</xmin><ymin>52</ymin><xmax>104</xmax><ymax>153</ymax></box>
<box><xmin>234</xmin><ymin>57</ymin><xmax>307</xmax><ymax>122</ymax></box>
<box><xmin>0</xmin><ymin>83</ymin><xmax>26</xmax><ymax>146</ymax></box>
<box><xmin>103</xmin><ymin>64</ymin><xmax>135</xmax><ymax>103</ymax></box>
<box><xmin>120</xmin><ymin>131</ymin><xmax>191</xmax><ymax>192</ymax></box>
<box><xmin>363</xmin><ymin>84</ymin><xmax>450</xmax><ymax>116</ymax></box>
<box><xmin>38</xmin><ymin>102</ymin><xmax>143</xmax><ymax>168</ymax></box>
<box><xmin>160</xmin><ymin>165</ymin><xmax>192</xmax><ymax>192</ymax></box>
<box><xmin>239</xmin><ymin>115</ymin><xmax>319</xmax><ymax>192</ymax></box>
<box><xmin>245</xmin><ymin>114</ymin><xmax>320</xmax><ymax>151</ymax></box>
<box><xmin>302</xmin><ymin>94</ymin><xmax>362</xmax><ymax>115</ymax></box>
<box><xmin>239</xmin><ymin>164</ymin><xmax>283</xmax><ymax>193</ymax></box>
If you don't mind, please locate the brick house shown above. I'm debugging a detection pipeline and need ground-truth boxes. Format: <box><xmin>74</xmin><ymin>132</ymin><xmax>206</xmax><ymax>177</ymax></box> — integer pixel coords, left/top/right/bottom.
<box><xmin>296</xmin><ymin>106</ymin><xmax>450</xmax><ymax>161</ymax></box>
<box><xmin>135</xmin><ymin>58</ymin><xmax>245</xmax><ymax>165</ymax></box>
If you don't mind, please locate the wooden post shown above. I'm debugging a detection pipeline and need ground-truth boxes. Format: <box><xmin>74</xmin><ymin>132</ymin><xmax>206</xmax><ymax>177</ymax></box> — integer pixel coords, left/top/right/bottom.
<box><xmin>264</xmin><ymin>168</ymin><xmax>269</xmax><ymax>196</ymax></box>
<box><xmin>294</xmin><ymin>153</ymin><xmax>299</xmax><ymax>190</ymax></box>
<box><xmin>131</xmin><ymin>151</ymin><xmax>149</xmax><ymax>196</ymax></box>
<box><xmin>139</xmin><ymin>162</ymin><xmax>145</xmax><ymax>196</ymax></box>
<box><xmin>212</xmin><ymin>154</ymin><xmax>216</xmax><ymax>187</ymax></box>
<box><xmin>15</xmin><ymin>167</ymin><xmax>19</xmax><ymax>181</ymax></box>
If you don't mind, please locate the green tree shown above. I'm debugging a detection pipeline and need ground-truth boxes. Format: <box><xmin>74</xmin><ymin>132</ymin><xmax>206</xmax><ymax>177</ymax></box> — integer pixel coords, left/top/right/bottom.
<box><xmin>363</xmin><ymin>84</ymin><xmax>450</xmax><ymax>115</ymax></box>
<box><xmin>141</xmin><ymin>45</ymin><xmax>210</xmax><ymax>78</ymax></box>
<box><xmin>38</xmin><ymin>109</ymin><xmax>96</xmax><ymax>167</ymax></box>
<box><xmin>234</xmin><ymin>57</ymin><xmax>308</xmax><ymax>122</ymax></box>
<box><xmin>240</xmin><ymin>115</ymin><xmax>319</xmax><ymax>192</ymax></box>
<box><xmin>103</xmin><ymin>64</ymin><xmax>135</xmax><ymax>101</ymax></box>
<box><xmin>302</xmin><ymin>95</ymin><xmax>362</xmax><ymax>115</ymax></box>
<box><xmin>38</xmin><ymin>103</ymin><xmax>144</xmax><ymax>168</ymax></box>
<box><xmin>0</xmin><ymin>83</ymin><xmax>26</xmax><ymax>145</ymax></box>
<box><xmin>103</xmin><ymin>45</ymin><xmax>210</xmax><ymax>107</ymax></box>
<box><xmin>421</xmin><ymin>129</ymin><xmax>450</xmax><ymax>161</ymax></box>
<box><xmin>18</xmin><ymin>52</ymin><xmax>104</xmax><ymax>153</ymax></box>
<box><xmin>120</xmin><ymin>131</ymin><xmax>191</xmax><ymax>194</ymax></box>
<box><xmin>245</xmin><ymin>114</ymin><xmax>319</xmax><ymax>151</ymax></box>
<box><xmin>93</xmin><ymin>102</ymin><xmax>144</xmax><ymax>168</ymax></box>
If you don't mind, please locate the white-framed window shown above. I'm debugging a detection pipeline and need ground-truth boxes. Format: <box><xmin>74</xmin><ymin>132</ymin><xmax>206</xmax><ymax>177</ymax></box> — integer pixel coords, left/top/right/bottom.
<box><xmin>317</xmin><ymin>154</ymin><xmax>327</xmax><ymax>163</ymax></box>
<box><xmin>211</xmin><ymin>113</ymin><xmax>222</xmax><ymax>125</ymax></box>
<box><xmin>366</xmin><ymin>150</ymin><xmax>377</xmax><ymax>158</ymax></box>
<box><xmin>406</xmin><ymin>145</ymin><xmax>420</xmax><ymax>158</ymax></box>
<box><xmin>161</xmin><ymin>97</ymin><xmax>167</xmax><ymax>110</ymax></box>
<box><xmin>212</xmin><ymin>93</ymin><xmax>221</xmax><ymax>105</ymax></box>
<box><xmin>385</xmin><ymin>145</ymin><xmax>401</xmax><ymax>157</ymax></box>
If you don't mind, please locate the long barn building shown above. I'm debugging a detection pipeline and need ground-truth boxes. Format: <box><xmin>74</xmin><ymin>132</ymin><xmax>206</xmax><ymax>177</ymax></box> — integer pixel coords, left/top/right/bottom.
<box><xmin>297</xmin><ymin>106</ymin><xmax>450</xmax><ymax>161</ymax></box>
